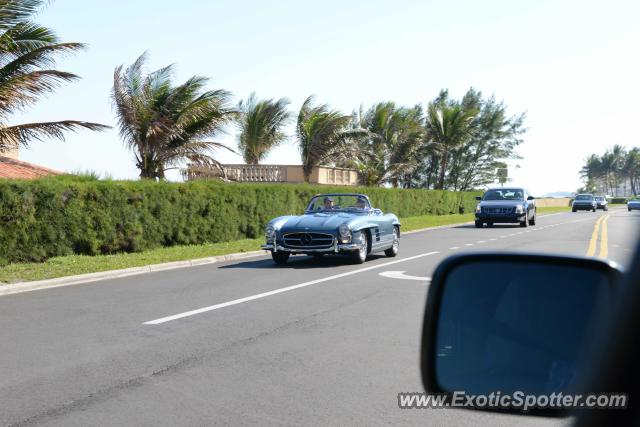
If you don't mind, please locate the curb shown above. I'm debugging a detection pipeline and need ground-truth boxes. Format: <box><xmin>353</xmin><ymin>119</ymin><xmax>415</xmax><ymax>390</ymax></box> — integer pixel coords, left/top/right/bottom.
<box><xmin>0</xmin><ymin>250</ymin><xmax>268</xmax><ymax>297</ymax></box>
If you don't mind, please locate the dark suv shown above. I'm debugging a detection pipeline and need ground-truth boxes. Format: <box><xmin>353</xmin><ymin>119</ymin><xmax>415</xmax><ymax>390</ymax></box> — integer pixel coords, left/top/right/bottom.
<box><xmin>474</xmin><ymin>187</ymin><xmax>536</xmax><ymax>228</ymax></box>
<box><xmin>572</xmin><ymin>193</ymin><xmax>597</xmax><ymax>212</ymax></box>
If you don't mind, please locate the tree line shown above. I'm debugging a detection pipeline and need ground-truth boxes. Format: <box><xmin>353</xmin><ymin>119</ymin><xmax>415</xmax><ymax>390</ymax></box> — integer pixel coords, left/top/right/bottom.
<box><xmin>117</xmin><ymin>52</ymin><xmax>526</xmax><ymax>190</ymax></box>
<box><xmin>0</xmin><ymin>0</ymin><xmax>526</xmax><ymax>191</ymax></box>
<box><xmin>580</xmin><ymin>145</ymin><xmax>640</xmax><ymax>196</ymax></box>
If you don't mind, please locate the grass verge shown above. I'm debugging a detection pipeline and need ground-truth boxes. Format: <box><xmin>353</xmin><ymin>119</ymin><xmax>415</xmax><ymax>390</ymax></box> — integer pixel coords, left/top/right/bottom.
<box><xmin>0</xmin><ymin>206</ymin><xmax>573</xmax><ymax>284</ymax></box>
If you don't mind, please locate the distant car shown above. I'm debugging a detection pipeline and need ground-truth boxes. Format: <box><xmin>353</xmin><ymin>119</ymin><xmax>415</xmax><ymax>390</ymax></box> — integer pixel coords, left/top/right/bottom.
<box><xmin>594</xmin><ymin>196</ymin><xmax>608</xmax><ymax>211</ymax></box>
<box><xmin>572</xmin><ymin>193</ymin><xmax>597</xmax><ymax>212</ymax></box>
<box><xmin>261</xmin><ymin>194</ymin><xmax>400</xmax><ymax>265</ymax></box>
<box><xmin>628</xmin><ymin>198</ymin><xmax>640</xmax><ymax>211</ymax></box>
<box><xmin>474</xmin><ymin>187</ymin><xmax>536</xmax><ymax>228</ymax></box>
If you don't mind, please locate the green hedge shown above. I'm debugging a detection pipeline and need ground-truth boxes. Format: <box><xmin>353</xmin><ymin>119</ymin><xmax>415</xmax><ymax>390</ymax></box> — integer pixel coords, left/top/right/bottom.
<box><xmin>0</xmin><ymin>176</ymin><xmax>480</xmax><ymax>264</ymax></box>
<box><xmin>610</xmin><ymin>197</ymin><xmax>628</xmax><ymax>204</ymax></box>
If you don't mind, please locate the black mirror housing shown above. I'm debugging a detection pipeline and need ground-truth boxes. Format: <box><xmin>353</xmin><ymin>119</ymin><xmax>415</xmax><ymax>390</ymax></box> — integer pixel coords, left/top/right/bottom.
<box><xmin>421</xmin><ymin>253</ymin><xmax>621</xmax><ymax>417</ymax></box>
<box><xmin>475</xmin><ymin>196</ymin><xmax>482</xmax><ymax>201</ymax></box>
<box><xmin>527</xmin><ymin>196</ymin><xmax>535</xmax><ymax>200</ymax></box>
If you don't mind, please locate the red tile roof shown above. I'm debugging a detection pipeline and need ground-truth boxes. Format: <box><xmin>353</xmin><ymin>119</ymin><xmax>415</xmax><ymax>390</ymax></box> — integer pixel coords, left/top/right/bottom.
<box><xmin>0</xmin><ymin>156</ymin><xmax>63</xmax><ymax>180</ymax></box>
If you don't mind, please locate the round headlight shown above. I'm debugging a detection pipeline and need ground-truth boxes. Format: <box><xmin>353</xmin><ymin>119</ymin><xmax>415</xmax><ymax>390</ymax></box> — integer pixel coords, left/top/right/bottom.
<box><xmin>339</xmin><ymin>223</ymin><xmax>350</xmax><ymax>237</ymax></box>
<box><xmin>265</xmin><ymin>225</ymin><xmax>276</xmax><ymax>240</ymax></box>
<box><xmin>475</xmin><ymin>204</ymin><xmax>481</xmax><ymax>213</ymax></box>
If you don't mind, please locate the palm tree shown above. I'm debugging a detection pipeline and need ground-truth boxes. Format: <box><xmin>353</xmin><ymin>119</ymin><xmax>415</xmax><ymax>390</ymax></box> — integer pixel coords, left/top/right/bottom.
<box><xmin>600</xmin><ymin>152</ymin><xmax>617</xmax><ymax>196</ymax></box>
<box><xmin>112</xmin><ymin>53</ymin><xmax>236</xmax><ymax>180</ymax></box>
<box><xmin>359</xmin><ymin>102</ymin><xmax>424</xmax><ymax>187</ymax></box>
<box><xmin>610</xmin><ymin>145</ymin><xmax>626</xmax><ymax>195</ymax></box>
<box><xmin>296</xmin><ymin>95</ymin><xmax>365</xmax><ymax>182</ymax></box>
<box><xmin>236</xmin><ymin>93</ymin><xmax>290</xmax><ymax>164</ymax></box>
<box><xmin>424</xmin><ymin>102</ymin><xmax>476</xmax><ymax>189</ymax></box>
<box><xmin>580</xmin><ymin>154</ymin><xmax>604</xmax><ymax>193</ymax></box>
<box><xmin>622</xmin><ymin>148</ymin><xmax>640</xmax><ymax>196</ymax></box>
<box><xmin>0</xmin><ymin>0</ymin><xmax>107</xmax><ymax>153</ymax></box>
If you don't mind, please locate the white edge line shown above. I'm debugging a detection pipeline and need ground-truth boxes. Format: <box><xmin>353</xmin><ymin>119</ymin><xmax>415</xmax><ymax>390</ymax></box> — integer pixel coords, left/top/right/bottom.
<box><xmin>144</xmin><ymin>251</ymin><xmax>440</xmax><ymax>325</ymax></box>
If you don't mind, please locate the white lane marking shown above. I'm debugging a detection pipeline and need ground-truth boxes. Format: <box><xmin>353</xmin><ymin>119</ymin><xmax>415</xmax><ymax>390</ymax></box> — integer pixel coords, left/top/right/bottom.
<box><xmin>464</xmin><ymin>243</ymin><xmax>474</xmax><ymax>246</ymax></box>
<box><xmin>476</xmin><ymin>240</ymin><xmax>486</xmax><ymax>244</ymax></box>
<box><xmin>449</xmin><ymin>246</ymin><xmax>460</xmax><ymax>250</ymax></box>
<box><xmin>489</xmin><ymin>238</ymin><xmax>497</xmax><ymax>241</ymax></box>
<box><xmin>379</xmin><ymin>271</ymin><xmax>431</xmax><ymax>282</ymax></box>
<box><xmin>144</xmin><ymin>251</ymin><xmax>440</xmax><ymax>325</ymax></box>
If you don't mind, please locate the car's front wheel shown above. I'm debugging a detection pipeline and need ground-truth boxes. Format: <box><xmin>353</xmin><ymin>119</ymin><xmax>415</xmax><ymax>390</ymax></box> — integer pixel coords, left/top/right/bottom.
<box><xmin>529</xmin><ymin>211</ymin><xmax>536</xmax><ymax>226</ymax></box>
<box><xmin>384</xmin><ymin>227</ymin><xmax>399</xmax><ymax>257</ymax></box>
<box><xmin>475</xmin><ymin>221</ymin><xmax>482</xmax><ymax>228</ymax></box>
<box><xmin>271</xmin><ymin>251</ymin><xmax>290</xmax><ymax>265</ymax></box>
<box><xmin>520</xmin><ymin>217</ymin><xmax>528</xmax><ymax>227</ymax></box>
<box><xmin>350</xmin><ymin>231</ymin><xmax>369</xmax><ymax>264</ymax></box>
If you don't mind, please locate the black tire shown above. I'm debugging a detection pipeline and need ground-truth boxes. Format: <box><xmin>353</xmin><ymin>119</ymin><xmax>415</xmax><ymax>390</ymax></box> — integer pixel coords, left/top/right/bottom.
<box><xmin>475</xmin><ymin>221</ymin><xmax>483</xmax><ymax>228</ymax></box>
<box><xmin>529</xmin><ymin>211</ymin><xmax>536</xmax><ymax>226</ymax></box>
<box><xmin>604</xmin><ymin>207</ymin><xmax>608</xmax><ymax>211</ymax></box>
<box><xmin>349</xmin><ymin>231</ymin><xmax>369</xmax><ymax>264</ymax></box>
<box><xmin>520</xmin><ymin>218</ymin><xmax>528</xmax><ymax>227</ymax></box>
<box><xmin>384</xmin><ymin>227</ymin><xmax>399</xmax><ymax>257</ymax></box>
<box><xmin>572</xmin><ymin>208</ymin><xmax>577</xmax><ymax>212</ymax></box>
<box><xmin>629</xmin><ymin>208</ymin><xmax>632</xmax><ymax>212</ymax></box>
<box><xmin>271</xmin><ymin>251</ymin><xmax>290</xmax><ymax>265</ymax></box>
<box><xmin>593</xmin><ymin>207</ymin><xmax>596</xmax><ymax>212</ymax></box>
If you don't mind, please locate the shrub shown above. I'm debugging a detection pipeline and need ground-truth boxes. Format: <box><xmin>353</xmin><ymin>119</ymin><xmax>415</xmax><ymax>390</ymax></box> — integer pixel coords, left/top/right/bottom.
<box><xmin>0</xmin><ymin>177</ymin><xmax>480</xmax><ymax>263</ymax></box>
<box><xmin>610</xmin><ymin>197</ymin><xmax>628</xmax><ymax>204</ymax></box>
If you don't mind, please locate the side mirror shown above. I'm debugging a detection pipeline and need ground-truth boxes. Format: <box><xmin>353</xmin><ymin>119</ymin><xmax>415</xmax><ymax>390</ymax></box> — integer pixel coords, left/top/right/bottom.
<box><xmin>475</xmin><ymin>196</ymin><xmax>482</xmax><ymax>201</ymax></box>
<box><xmin>421</xmin><ymin>253</ymin><xmax>621</xmax><ymax>416</ymax></box>
<box><xmin>527</xmin><ymin>196</ymin><xmax>535</xmax><ymax>200</ymax></box>
<box><xmin>373</xmin><ymin>208</ymin><xmax>383</xmax><ymax>215</ymax></box>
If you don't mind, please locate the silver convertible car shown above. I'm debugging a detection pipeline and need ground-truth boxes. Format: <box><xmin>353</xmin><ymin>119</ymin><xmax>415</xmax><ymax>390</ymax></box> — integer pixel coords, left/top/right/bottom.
<box><xmin>261</xmin><ymin>194</ymin><xmax>401</xmax><ymax>265</ymax></box>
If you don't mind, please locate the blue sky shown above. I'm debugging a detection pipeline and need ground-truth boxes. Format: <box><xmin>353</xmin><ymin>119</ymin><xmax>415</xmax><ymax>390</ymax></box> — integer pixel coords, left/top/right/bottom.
<box><xmin>13</xmin><ymin>0</ymin><xmax>640</xmax><ymax>195</ymax></box>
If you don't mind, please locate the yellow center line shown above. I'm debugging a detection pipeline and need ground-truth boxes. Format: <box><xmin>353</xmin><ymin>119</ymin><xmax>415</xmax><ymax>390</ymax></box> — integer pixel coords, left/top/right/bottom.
<box><xmin>586</xmin><ymin>215</ymin><xmax>606</xmax><ymax>257</ymax></box>
<box><xmin>599</xmin><ymin>214</ymin><xmax>610</xmax><ymax>258</ymax></box>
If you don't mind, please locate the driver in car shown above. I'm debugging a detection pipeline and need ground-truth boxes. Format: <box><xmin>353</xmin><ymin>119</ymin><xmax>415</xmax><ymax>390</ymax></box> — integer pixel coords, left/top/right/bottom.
<box><xmin>355</xmin><ymin>197</ymin><xmax>367</xmax><ymax>210</ymax></box>
<box><xmin>323</xmin><ymin>197</ymin><xmax>335</xmax><ymax>210</ymax></box>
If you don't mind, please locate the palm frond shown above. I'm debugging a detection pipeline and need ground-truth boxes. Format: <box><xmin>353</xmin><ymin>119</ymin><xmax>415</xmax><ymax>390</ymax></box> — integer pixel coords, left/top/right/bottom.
<box><xmin>0</xmin><ymin>120</ymin><xmax>109</xmax><ymax>149</ymax></box>
<box><xmin>237</xmin><ymin>92</ymin><xmax>290</xmax><ymax>163</ymax></box>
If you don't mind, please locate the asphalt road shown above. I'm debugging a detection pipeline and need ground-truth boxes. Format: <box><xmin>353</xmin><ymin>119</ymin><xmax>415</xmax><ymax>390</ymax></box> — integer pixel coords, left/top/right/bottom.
<box><xmin>1</xmin><ymin>208</ymin><xmax>638</xmax><ymax>426</ymax></box>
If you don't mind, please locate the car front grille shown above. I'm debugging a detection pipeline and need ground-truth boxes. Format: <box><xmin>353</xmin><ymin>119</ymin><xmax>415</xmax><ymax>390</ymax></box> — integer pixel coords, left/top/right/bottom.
<box><xmin>482</xmin><ymin>207</ymin><xmax>514</xmax><ymax>214</ymax></box>
<box><xmin>282</xmin><ymin>232</ymin><xmax>335</xmax><ymax>249</ymax></box>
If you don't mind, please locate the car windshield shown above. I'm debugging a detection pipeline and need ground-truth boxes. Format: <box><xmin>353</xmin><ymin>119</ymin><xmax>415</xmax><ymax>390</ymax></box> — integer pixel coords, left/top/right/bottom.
<box><xmin>306</xmin><ymin>195</ymin><xmax>371</xmax><ymax>212</ymax></box>
<box><xmin>576</xmin><ymin>195</ymin><xmax>593</xmax><ymax>201</ymax></box>
<box><xmin>482</xmin><ymin>189</ymin><xmax>524</xmax><ymax>201</ymax></box>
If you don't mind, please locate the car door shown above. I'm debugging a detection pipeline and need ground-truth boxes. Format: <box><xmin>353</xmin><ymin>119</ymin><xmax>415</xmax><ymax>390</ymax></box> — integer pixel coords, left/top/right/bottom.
<box><xmin>368</xmin><ymin>208</ymin><xmax>393</xmax><ymax>251</ymax></box>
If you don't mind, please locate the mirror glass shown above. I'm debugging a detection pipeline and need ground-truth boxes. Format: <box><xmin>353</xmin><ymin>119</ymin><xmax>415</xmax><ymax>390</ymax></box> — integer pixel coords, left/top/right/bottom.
<box><xmin>435</xmin><ymin>260</ymin><xmax>613</xmax><ymax>395</ymax></box>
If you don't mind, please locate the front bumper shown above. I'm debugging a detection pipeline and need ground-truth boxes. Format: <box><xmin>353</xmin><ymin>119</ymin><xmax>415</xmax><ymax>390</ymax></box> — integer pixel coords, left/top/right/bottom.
<box><xmin>573</xmin><ymin>204</ymin><xmax>595</xmax><ymax>210</ymax></box>
<box><xmin>261</xmin><ymin>242</ymin><xmax>361</xmax><ymax>254</ymax></box>
<box><xmin>475</xmin><ymin>214</ymin><xmax>526</xmax><ymax>223</ymax></box>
